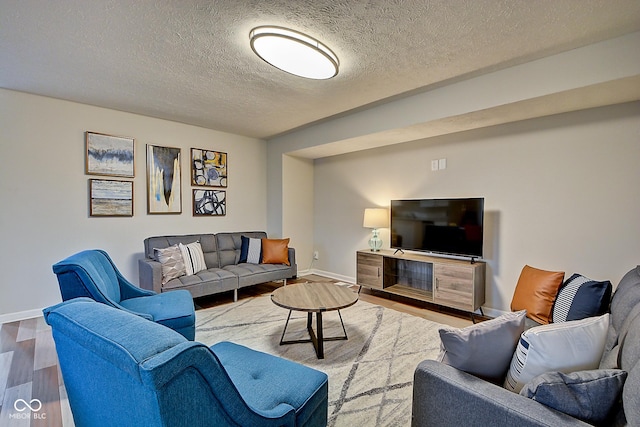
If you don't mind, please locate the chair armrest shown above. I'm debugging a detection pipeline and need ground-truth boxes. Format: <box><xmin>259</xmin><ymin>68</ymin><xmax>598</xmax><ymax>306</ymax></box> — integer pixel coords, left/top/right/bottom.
<box><xmin>117</xmin><ymin>271</ymin><xmax>156</xmax><ymax>300</ymax></box>
<box><xmin>138</xmin><ymin>258</ymin><xmax>163</xmax><ymax>294</ymax></box>
<box><xmin>412</xmin><ymin>360</ymin><xmax>590</xmax><ymax>427</ymax></box>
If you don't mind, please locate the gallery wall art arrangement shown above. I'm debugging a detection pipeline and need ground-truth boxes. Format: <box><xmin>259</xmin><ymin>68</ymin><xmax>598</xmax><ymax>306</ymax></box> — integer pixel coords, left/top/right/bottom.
<box><xmin>86</xmin><ymin>132</ymin><xmax>135</xmax><ymax>178</ymax></box>
<box><xmin>191</xmin><ymin>148</ymin><xmax>227</xmax><ymax>216</ymax></box>
<box><xmin>85</xmin><ymin>132</ymin><xmax>135</xmax><ymax>217</ymax></box>
<box><xmin>84</xmin><ymin>131</ymin><xmax>228</xmax><ymax>217</ymax></box>
<box><xmin>193</xmin><ymin>189</ymin><xmax>226</xmax><ymax>216</ymax></box>
<box><xmin>146</xmin><ymin>144</ymin><xmax>182</xmax><ymax>214</ymax></box>
<box><xmin>89</xmin><ymin>179</ymin><xmax>133</xmax><ymax>217</ymax></box>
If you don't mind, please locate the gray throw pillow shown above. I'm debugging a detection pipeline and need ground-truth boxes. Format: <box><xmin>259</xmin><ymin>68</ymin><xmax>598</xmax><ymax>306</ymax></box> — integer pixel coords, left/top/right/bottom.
<box><xmin>520</xmin><ymin>369</ymin><xmax>627</xmax><ymax>424</ymax></box>
<box><xmin>154</xmin><ymin>244</ymin><xmax>186</xmax><ymax>284</ymax></box>
<box><xmin>437</xmin><ymin>310</ymin><xmax>526</xmax><ymax>383</ymax></box>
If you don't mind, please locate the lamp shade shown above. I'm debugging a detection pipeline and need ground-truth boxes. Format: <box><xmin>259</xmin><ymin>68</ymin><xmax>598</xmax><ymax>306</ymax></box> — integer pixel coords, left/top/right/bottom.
<box><xmin>363</xmin><ymin>208</ymin><xmax>388</xmax><ymax>229</ymax></box>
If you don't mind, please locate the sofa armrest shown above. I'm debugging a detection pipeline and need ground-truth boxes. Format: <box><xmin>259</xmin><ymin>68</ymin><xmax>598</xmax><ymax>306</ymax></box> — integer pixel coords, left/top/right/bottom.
<box><xmin>412</xmin><ymin>360</ymin><xmax>590</xmax><ymax>427</ymax></box>
<box><xmin>288</xmin><ymin>247</ymin><xmax>296</xmax><ymax>276</ymax></box>
<box><xmin>138</xmin><ymin>258</ymin><xmax>163</xmax><ymax>294</ymax></box>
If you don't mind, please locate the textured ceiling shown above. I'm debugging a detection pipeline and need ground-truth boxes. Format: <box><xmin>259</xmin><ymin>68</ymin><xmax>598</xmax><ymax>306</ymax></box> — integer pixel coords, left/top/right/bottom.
<box><xmin>1</xmin><ymin>0</ymin><xmax>640</xmax><ymax>139</ymax></box>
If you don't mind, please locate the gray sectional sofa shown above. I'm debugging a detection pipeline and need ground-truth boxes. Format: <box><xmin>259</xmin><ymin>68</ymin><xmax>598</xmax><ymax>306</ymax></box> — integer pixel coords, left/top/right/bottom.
<box><xmin>138</xmin><ymin>231</ymin><xmax>297</xmax><ymax>301</ymax></box>
<box><xmin>412</xmin><ymin>265</ymin><xmax>640</xmax><ymax>426</ymax></box>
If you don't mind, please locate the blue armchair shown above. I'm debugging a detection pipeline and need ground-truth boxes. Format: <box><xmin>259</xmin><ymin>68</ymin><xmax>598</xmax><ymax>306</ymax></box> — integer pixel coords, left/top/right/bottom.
<box><xmin>52</xmin><ymin>249</ymin><xmax>195</xmax><ymax>340</ymax></box>
<box><xmin>43</xmin><ymin>298</ymin><xmax>328</xmax><ymax>427</ymax></box>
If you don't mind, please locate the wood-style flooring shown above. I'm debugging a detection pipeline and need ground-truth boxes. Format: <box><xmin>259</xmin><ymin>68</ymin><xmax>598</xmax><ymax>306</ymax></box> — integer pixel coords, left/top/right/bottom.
<box><xmin>0</xmin><ymin>275</ymin><xmax>475</xmax><ymax>426</ymax></box>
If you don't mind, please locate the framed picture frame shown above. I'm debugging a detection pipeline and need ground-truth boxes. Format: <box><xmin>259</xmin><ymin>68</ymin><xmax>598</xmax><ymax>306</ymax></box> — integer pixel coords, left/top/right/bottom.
<box><xmin>191</xmin><ymin>148</ymin><xmax>227</xmax><ymax>187</ymax></box>
<box><xmin>86</xmin><ymin>131</ymin><xmax>135</xmax><ymax>177</ymax></box>
<box><xmin>89</xmin><ymin>179</ymin><xmax>133</xmax><ymax>217</ymax></box>
<box><xmin>146</xmin><ymin>144</ymin><xmax>182</xmax><ymax>214</ymax></box>
<box><xmin>193</xmin><ymin>189</ymin><xmax>226</xmax><ymax>216</ymax></box>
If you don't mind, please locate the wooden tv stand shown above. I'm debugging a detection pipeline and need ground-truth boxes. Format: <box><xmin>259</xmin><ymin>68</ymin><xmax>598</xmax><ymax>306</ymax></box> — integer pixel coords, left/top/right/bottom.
<box><xmin>356</xmin><ymin>249</ymin><xmax>485</xmax><ymax>316</ymax></box>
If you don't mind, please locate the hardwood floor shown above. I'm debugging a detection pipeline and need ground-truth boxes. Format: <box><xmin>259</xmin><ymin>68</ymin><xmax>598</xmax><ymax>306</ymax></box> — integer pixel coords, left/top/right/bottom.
<box><xmin>0</xmin><ymin>275</ymin><xmax>475</xmax><ymax>426</ymax></box>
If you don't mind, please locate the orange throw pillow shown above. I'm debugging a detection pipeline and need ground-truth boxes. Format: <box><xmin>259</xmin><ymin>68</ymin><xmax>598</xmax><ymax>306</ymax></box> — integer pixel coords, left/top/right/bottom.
<box><xmin>511</xmin><ymin>265</ymin><xmax>564</xmax><ymax>324</ymax></box>
<box><xmin>261</xmin><ymin>238</ymin><xmax>290</xmax><ymax>265</ymax></box>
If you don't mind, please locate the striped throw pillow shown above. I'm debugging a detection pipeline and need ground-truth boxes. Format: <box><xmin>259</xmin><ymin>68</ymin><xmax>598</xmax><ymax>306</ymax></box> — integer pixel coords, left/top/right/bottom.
<box><xmin>552</xmin><ymin>274</ymin><xmax>612</xmax><ymax>322</ymax></box>
<box><xmin>179</xmin><ymin>241</ymin><xmax>207</xmax><ymax>276</ymax></box>
<box><xmin>239</xmin><ymin>236</ymin><xmax>262</xmax><ymax>264</ymax></box>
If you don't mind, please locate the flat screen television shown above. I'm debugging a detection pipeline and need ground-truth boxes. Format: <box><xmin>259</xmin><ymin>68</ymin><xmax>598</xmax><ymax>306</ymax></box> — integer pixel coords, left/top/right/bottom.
<box><xmin>390</xmin><ymin>198</ymin><xmax>484</xmax><ymax>258</ymax></box>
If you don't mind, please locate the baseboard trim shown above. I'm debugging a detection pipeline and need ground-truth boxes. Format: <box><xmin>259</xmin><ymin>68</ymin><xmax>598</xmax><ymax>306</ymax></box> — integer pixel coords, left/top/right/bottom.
<box><xmin>0</xmin><ymin>308</ymin><xmax>44</xmax><ymax>324</ymax></box>
<box><xmin>302</xmin><ymin>269</ymin><xmax>353</xmax><ymax>284</ymax></box>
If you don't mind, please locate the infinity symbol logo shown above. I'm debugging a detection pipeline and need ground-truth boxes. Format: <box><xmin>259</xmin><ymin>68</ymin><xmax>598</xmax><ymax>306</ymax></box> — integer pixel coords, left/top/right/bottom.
<box><xmin>14</xmin><ymin>398</ymin><xmax>42</xmax><ymax>412</ymax></box>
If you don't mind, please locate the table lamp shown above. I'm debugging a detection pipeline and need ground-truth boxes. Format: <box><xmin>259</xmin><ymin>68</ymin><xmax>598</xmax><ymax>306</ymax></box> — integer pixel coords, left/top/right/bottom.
<box><xmin>363</xmin><ymin>208</ymin><xmax>388</xmax><ymax>251</ymax></box>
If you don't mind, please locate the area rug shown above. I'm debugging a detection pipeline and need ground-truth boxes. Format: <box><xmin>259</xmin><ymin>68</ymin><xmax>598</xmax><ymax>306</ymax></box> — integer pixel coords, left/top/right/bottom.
<box><xmin>195</xmin><ymin>294</ymin><xmax>443</xmax><ymax>426</ymax></box>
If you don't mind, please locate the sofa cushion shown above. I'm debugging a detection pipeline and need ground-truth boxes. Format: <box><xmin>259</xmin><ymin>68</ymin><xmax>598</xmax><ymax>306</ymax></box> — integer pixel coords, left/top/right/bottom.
<box><xmin>437</xmin><ymin>310</ymin><xmax>526</xmax><ymax>383</ymax></box>
<box><xmin>552</xmin><ymin>273</ymin><xmax>611</xmax><ymax>322</ymax></box>
<box><xmin>261</xmin><ymin>238</ymin><xmax>290</xmax><ymax>266</ymax></box>
<box><xmin>179</xmin><ymin>242</ymin><xmax>207</xmax><ymax>275</ymax></box>
<box><xmin>519</xmin><ymin>369</ymin><xmax>627</xmax><ymax>424</ymax></box>
<box><xmin>504</xmin><ymin>314</ymin><xmax>609</xmax><ymax>393</ymax></box>
<box><xmin>154</xmin><ymin>245</ymin><xmax>186</xmax><ymax>285</ymax></box>
<box><xmin>239</xmin><ymin>236</ymin><xmax>262</xmax><ymax>264</ymax></box>
<box><xmin>223</xmin><ymin>263</ymin><xmax>291</xmax><ymax>288</ymax></box>
<box><xmin>511</xmin><ymin>265</ymin><xmax>564</xmax><ymax>324</ymax></box>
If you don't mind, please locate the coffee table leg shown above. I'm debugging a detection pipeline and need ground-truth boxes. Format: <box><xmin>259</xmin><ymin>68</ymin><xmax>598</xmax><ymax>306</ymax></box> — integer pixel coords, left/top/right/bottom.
<box><xmin>305</xmin><ymin>312</ymin><xmax>324</xmax><ymax>359</ymax></box>
<box><xmin>316</xmin><ymin>312</ymin><xmax>324</xmax><ymax>359</ymax></box>
<box><xmin>280</xmin><ymin>309</ymin><xmax>348</xmax><ymax>360</ymax></box>
<box><xmin>279</xmin><ymin>310</ymin><xmax>294</xmax><ymax>345</ymax></box>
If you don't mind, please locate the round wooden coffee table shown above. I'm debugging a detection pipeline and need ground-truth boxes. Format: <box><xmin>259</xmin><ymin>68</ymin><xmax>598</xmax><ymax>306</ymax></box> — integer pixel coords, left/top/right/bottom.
<box><xmin>271</xmin><ymin>282</ymin><xmax>358</xmax><ymax>359</ymax></box>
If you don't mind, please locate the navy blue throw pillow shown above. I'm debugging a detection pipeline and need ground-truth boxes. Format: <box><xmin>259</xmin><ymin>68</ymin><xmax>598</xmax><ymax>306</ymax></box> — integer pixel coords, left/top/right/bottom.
<box><xmin>239</xmin><ymin>236</ymin><xmax>262</xmax><ymax>264</ymax></box>
<box><xmin>239</xmin><ymin>236</ymin><xmax>250</xmax><ymax>263</ymax></box>
<box><xmin>552</xmin><ymin>274</ymin><xmax>612</xmax><ymax>322</ymax></box>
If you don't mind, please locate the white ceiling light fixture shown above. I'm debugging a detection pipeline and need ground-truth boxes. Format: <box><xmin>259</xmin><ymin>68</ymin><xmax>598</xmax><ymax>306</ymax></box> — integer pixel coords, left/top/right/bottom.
<box><xmin>249</xmin><ymin>26</ymin><xmax>339</xmax><ymax>80</ymax></box>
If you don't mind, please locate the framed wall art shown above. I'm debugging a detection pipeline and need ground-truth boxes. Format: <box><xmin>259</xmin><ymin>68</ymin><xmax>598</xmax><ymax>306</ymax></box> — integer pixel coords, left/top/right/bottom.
<box><xmin>89</xmin><ymin>179</ymin><xmax>133</xmax><ymax>217</ymax></box>
<box><xmin>147</xmin><ymin>144</ymin><xmax>182</xmax><ymax>214</ymax></box>
<box><xmin>193</xmin><ymin>189</ymin><xmax>226</xmax><ymax>216</ymax></box>
<box><xmin>86</xmin><ymin>131</ymin><xmax>135</xmax><ymax>177</ymax></box>
<box><xmin>191</xmin><ymin>148</ymin><xmax>227</xmax><ymax>187</ymax></box>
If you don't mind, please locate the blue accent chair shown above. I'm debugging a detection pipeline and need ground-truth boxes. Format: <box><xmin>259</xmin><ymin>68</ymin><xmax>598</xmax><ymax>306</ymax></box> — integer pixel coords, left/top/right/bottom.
<box><xmin>43</xmin><ymin>298</ymin><xmax>329</xmax><ymax>427</ymax></box>
<box><xmin>52</xmin><ymin>249</ymin><xmax>195</xmax><ymax>340</ymax></box>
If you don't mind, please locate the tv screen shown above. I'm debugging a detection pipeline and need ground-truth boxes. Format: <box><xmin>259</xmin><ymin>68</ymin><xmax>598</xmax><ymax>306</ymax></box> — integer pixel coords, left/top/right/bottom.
<box><xmin>391</xmin><ymin>198</ymin><xmax>484</xmax><ymax>258</ymax></box>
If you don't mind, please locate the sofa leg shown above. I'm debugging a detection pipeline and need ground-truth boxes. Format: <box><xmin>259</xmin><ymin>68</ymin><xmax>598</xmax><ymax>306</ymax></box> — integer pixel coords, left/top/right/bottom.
<box><xmin>283</xmin><ymin>278</ymin><xmax>287</xmax><ymax>286</ymax></box>
<box><xmin>234</xmin><ymin>289</ymin><xmax>238</xmax><ymax>302</ymax></box>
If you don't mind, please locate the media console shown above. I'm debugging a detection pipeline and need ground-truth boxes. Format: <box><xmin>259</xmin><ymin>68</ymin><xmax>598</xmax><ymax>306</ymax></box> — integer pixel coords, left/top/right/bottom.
<box><xmin>356</xmin><ymin>249</ymin><xmax>485</xmax><ymax>316</ymax></box>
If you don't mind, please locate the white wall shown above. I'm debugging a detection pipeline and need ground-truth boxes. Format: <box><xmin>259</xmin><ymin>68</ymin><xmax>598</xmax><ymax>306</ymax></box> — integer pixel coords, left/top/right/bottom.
<box><xmin>312</xmin><ymin>102</ymin><xmax>640</xmax><ymax>314</ymax></box>
<box><xmin>0</xmin><ymin>89</ymin><xmax>267</xmax><ymax>318</ymax></box>
<box><xmin>282</xmin><ymin>155</ymin><xmax>315</xmax><ymax>272</ymax></box>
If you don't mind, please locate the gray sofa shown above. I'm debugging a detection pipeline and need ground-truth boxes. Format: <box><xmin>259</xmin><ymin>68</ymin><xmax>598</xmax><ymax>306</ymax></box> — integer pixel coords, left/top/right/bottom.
<box><xmin>139</xmin><ymin>231</ymin><xmax>297</xmax><ymax>301</ymax></box>
<box><xmin>412</xmin><ymin>266</ymin><xmax>640</xmax><ymax>426</ymax></box>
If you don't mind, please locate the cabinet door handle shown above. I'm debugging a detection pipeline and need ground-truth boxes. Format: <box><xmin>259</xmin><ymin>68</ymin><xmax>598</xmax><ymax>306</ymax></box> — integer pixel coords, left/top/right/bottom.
<box><xmin>377</xmin><ymin>267</ymin><xmax>381</xmax><ymax>277</ymax></box>
<box><xmin>435</xmin><ymin>277</ymin><xmax>438</xmax><ymax>290</ymax></box>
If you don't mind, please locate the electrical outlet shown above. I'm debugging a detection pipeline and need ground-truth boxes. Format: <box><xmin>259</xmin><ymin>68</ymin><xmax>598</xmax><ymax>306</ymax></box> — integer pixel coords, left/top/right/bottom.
<box><xmin>313</xmin><ymin>251</ymin><xmax>319</xmax><ymax>260</ymax></box>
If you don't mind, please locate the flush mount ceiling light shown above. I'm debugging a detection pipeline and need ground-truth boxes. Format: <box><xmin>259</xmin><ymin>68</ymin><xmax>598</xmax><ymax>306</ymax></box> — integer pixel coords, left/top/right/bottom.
<box><xmin>249</xmin><ymin>26</ymin><xmax>339</xmax><ymax>80</ymax></box>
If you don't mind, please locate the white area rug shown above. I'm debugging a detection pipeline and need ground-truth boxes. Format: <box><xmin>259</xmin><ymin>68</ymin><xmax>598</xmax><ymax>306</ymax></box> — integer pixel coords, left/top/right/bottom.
<box><xmin>195</xmin><ymin>294</ymin><xmax>443</xmax><ymax>426</ymax></box>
